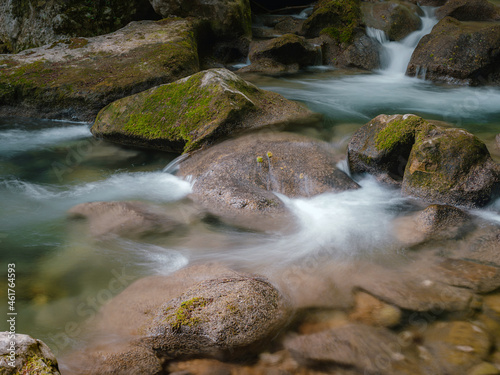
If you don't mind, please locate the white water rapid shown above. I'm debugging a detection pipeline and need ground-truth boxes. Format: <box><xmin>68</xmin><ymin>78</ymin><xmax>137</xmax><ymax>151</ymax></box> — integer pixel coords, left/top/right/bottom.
<box><xmin>366</xmin><ymin>6</ymin><xmax>439</xmax><ymax>77</ymax></box>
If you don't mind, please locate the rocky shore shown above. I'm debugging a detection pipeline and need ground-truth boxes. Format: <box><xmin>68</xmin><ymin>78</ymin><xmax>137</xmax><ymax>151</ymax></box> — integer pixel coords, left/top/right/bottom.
<box><xmin>1</xmin><ymin>0</ymin><xmax>500</xmax><ymax>374</ymax></box>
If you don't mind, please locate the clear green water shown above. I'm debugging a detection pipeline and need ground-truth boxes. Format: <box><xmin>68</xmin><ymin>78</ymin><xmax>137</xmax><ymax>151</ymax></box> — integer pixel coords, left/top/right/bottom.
<box><xmin>1</xmin><ymin>71</ymin><xmax>500</xmax><ymax>360</ymax></box>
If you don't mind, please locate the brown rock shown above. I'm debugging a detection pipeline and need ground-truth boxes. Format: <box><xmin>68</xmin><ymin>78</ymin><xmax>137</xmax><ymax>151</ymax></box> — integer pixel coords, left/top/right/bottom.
<box><xmin>361</xmin><ymin>0</ymin><xmax>422</xmax><ymax>41</ymax></box>
<box><xmin>406</xmin><ymin>17</ymin><xmax>500</xmax><ymax>85</ymax></box>
<box><xmin>67</xmin><ymin>201</ymin><xmax>186</xmax><ymax>239</ymax></box>
<box><xmin>393</xmin><ymin>204</ymin><xmax>472</xmax><ymax>247</ymax></box>
<box><xmin>402</xmin><ymin>125</ymin><xmax>500</xmax><ymax>208</ymax></box>
<box><xmin>177</xmin><ymin>132</ymin><xmax>358</xmax><ymax>230</ymax></box>
<box><xmin>285</xmin><ymin>324</ymin><xmax>412</xmax><ymax>374</ymax></box>
<box><xmin>142</xmin><ymin>276</ymin><xmax>290</xmax><ymax>360</ymax></box>
<box><xmin>436</xmin><ymin>0</ymin><xmax>500</xmax><ymax>21</ymax></box>
<box><xmin>249</xmin><ymin>34</ymin><xmax>321</xmax><ymax>68</ymax></box>
<box><xmin>349</xmin><ymin>291</ymin><xmax>402</xmax><ymax>327</ymax></box>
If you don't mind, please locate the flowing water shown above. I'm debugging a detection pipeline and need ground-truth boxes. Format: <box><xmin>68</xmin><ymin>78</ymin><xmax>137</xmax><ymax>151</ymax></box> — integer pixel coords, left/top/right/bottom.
<box><xmin>1</xmin><ymin>6</ymin><xmax>500</xmax><ymax>368</ymax></box>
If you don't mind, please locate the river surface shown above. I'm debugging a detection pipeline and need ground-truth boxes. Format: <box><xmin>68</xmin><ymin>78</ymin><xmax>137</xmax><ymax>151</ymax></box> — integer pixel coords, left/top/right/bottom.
<box><xmin>1</xmin><ymin>6</ymin><xmax>500</xmax><ymax>366</ymax></box>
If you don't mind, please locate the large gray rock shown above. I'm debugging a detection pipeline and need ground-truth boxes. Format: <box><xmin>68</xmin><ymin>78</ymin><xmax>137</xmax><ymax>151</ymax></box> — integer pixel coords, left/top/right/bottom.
<box><xmin>92</xmin><ymin>69</ymin><xmax>319</xmax><ymax>153</ymax></box>
<box><xmin>361</xmin><ymin>0</ymin><xmax>422</xmax><ymax>41</ymax></box>
<box><xmin>142</xmin><ymin>276</ymin><xmax>290</xmax><ymax>360</ymax></box>
<box><xmin>177</xmin><ymin>132</ymin><xmax>359</xmax><ymax>229</ymax></box>
<box><xmin>407</xmin><ymin>17</ymin><xmax>500</xmax><ymax>85</ymax></box>
<box><xmin>148</xmin><ymin>0</ymin><xmax>251</xmax><ymax>60</ymax></box>
<box><xmin>0</xmin><ymin>0</ymin><xmax>158</xmax><ymax>53</ymax></box>
<box><xmin>0</xmin><ymin>332</ymin><xmax>60</xmax><ymax>375</ymax></box>
<box><xmin>0</xmin><ymin>19</ymin><xmax>200</xmax><ymax>121</ymax></box>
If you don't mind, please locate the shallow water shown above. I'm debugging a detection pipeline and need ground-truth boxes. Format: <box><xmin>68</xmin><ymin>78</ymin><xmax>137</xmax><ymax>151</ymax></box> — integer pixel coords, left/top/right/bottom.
<box><xmin>1</xmin><ymin>5</ymin><xmax>500</xmax><ymax>370</ymax></box>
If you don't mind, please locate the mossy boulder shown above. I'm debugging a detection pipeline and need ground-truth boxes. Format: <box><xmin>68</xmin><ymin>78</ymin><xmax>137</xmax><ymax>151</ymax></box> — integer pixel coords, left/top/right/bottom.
<box><xmin>320</xmin><ymin>29</ymin><xmax>381</xmax><ymax>70</ymax></box>
<box><xmin>402</xmin><ymin>125</ymin><xmax>500</xmax><ymax>208</ymax></box>
<box><xmin>0</xmin><ymin>19</ymin><xmax>200</xmax><ymax>121</ymax></box>
<box><xmin>92</xmin><ymin>68</ymin><xmax>320</xmax><ymax>153</ymax></box>
<box><xmin>177</xmin><ymin>132</ymin><xmax>359</xmax><ymax>230</ymax></box>
<box><xmin>348</xmin><ymin>113</ymin><xmax>500</xmax><ymax>207</ymax></box>
<box><xmin>301</xmin><ymin>0</ymin><xmax>361</xmax><ymax>43</ymax></box>
<box><xmin>249</xmin><ymin>34</ymin><xmax>321</xmax><ymax>68</ymax></box>
<box><xmin>406</xmin><ymin>17</ymin><xmax>500</xmax><ymax>85</ymax></box>
<box><xmin>148</xmin><ymin>0</ymin><xmax>252</xmax><ymax>61</ymax></box>
<box><xmin>360</xmin><ymin>0</ymin><xmax>422</xmax><ymax>41</ymax></box>
<box><xmin>436</xmin><ymin>0</ymin><xmax>500</xmax><ymax>21</ymax></box>
<box><xmin>0</xmin><ymin>332</ymin><xmax>60</xmax><ymax>375</ymax></box>
<box><xmin>347</xmin><ymin>114</ymin><xmax>425</xmax><ymax>186</ymax></box>
<box><xmin>0</xmin><ymin>0</ymin><xmax>159</xmax><ymax>53</ymax></box>
<box><xmin>142</xmin><ymin>276</ymin><xmax>290</xmax><ymax>360</ymax></box>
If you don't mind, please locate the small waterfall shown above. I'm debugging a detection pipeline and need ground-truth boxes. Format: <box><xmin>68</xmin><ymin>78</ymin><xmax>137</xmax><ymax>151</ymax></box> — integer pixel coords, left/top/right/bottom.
<box><xmin>368</xmin><ymin>6</ymin><xmax>438</xmax><ymax>77</ymax></box>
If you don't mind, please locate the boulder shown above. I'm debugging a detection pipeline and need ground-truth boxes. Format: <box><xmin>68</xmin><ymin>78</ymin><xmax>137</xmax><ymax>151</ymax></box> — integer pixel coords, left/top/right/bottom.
<box><xmin>406</xmin><ymin>17</ymin><xmax>500</xmax><ymax>85</ymax></box>
<box><xmin>177</xmin><ymin>132</ymin><xmax>359</xmax><ymax>229</ymax></box>
<box><xmin>148</xmin><ymin>0</ymin><xmax>251</xmax><ymax>61</ymax></box>
<box><xmin>402</xmin><ymin>125</ymin><xmax>500</xmax><ymax>208</ymax></box>
<box><xmin>237</xmin><ymin>58</ymin><xmax>301</xmax><ymax>75</ymax></box>
<box><xmin>0</xmin><ymin>19</ymin><xmax>199</xmax><ymax>121</ymax></box>
<box><xmin>436</xmin><ymin>0</ymin><xmax>500</xmax><ymax>21</ymax></box>
<box><xmin>0</xmin><ymin>332</ymin><xmax>60</xmax><ymax>375</ymax></box>
<box><xmin>348</xmin><ymin>114</ymin><xmax>500</xmax><ymax>207</ymax></box>
<box><xmin>0</xmin><ymin>0</ymin><xmax>158</xmax><ymax>53</ymax></box>
<box><xmin>361</xmin><ymin>0</ymin><xmax>422</xmax><ymax>41</ymax></box>
<box><xmin>142</xmin><ymin>276</ymin><xmax>290</xmax><ymax>360</ymax></box>
<box><xmin>249</xmin><ymin>34</ymin><xmax>321</xmax><ymax>68</ymax></box>
<box><xmin>347</xmin><ymin>114</ymin><xmax>425</xmax><ymax>186</ymax></box>
<box><xmin>92</xmin><ymin>69</ymin><xmax>319</xmax><ymax>153</ymax></box>
<box><xmin>301</xmin><ymin>0</ymin><xmax>361</xmax><ymax>43</ymax></box>
<box><xmin>67</xmin><ymin>201</ymin><xmax>188</xmax><ymax>239</ymax></box>
<box><xmin>423</xmin><ymin>321</ymin><xmax>491</xmax><ymax>374</ymax></box>
<box><xmin>321</xmin><ymin>29</ymin><xmax>381</xmax><ymax>70</ymax></box>
<box><xmin>393</xmin><ymin>204</ymin><xmax>472</xmax><ymax>247</ymax></box>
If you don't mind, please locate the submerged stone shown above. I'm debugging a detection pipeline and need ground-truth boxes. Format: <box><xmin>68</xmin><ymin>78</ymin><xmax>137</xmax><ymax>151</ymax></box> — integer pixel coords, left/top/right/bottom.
<box><xmin>92</xmin><ymin>68</ymin><xmax>320</xmax><ymax>153</ymax></box>
<box><xmin>0</xmin><ymin>19</ymin><xmax>199</xmax><ymax>121</ymax></box>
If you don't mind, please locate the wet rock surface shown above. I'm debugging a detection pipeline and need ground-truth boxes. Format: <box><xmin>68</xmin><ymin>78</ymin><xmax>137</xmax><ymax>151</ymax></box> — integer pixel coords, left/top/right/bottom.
<box><xmin>92</xmin><ymin>69</ymin><xmax>319</xmax><ymax>153</ymax></box>
<box><xmin>0</xmin><ymin>0</ymin><xmax>158</xmax><ymax>53</ymax></box>
<box><xmin>0</xmin><ymin>333</ymin><xmax>61</xmax><ymax>375</ymax></box>
<box><xmin>177</xmin><ymin>132</ymin><xmax>359</xmax><ymax>228</ymax></box>
<box><xmin>436</xmin><ymin>0</ymin><xmax>500</xmax><ymax>21</ymax></box>
<box><xmin>0</xmin><ymin>19</ymin><xmax>200</xmax><ymax>121</ymax></box>
<box><xmin>361</xmin><ymin>0</ymin><xmax>422</xmax><ymax>41</ymax></box>
<box><xmin>407</xmin><ymin>17</ymin><xmax>500</xmax><ymax>85</ymax></box>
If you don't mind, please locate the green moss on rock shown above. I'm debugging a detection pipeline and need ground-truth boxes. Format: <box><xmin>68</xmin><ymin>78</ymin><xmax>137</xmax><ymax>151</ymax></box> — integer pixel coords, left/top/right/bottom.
<box><xmin>0</xmin><ymin>19</ymin><xmax>200</xmax><ymax>121</ymax></box>
<box><xmin>375</xmin><ymin>115</ymin><xmax>424</xmax><ymax>151</ymax></box>
<box><xmin>169</xmin><ymin>297</ymin><xmax>209</xmax><ymax>330</ymax></box>
<box><xmin>92</xmin><ymin>68</ymin><xmax>319</xmax><ymax>153</ymax></box>
<box><xmin>302</xmin><ymin>0</ymin><xmax>361</xmax><ymax>43</ymax></box>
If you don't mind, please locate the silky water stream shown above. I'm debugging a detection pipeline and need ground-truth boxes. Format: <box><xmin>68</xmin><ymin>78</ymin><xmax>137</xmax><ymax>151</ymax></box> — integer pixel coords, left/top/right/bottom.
<box><xmin>1</xmin><ymin>6</ymin><xmax>500</xmax><ymax>373</ymax></box>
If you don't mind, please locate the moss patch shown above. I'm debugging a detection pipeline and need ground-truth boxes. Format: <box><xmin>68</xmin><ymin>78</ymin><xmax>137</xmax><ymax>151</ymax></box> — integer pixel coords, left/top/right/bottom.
<box><xmin>14</xmin><ymin>354</ymin><xmax>57</xmax><ymax>375</ymax></box>
<box><xmin>169</xmin><ymin>297</ymin><xmax>209</xmax><ymax>331</ymax></box>
<box><xmin>375</xmin><ymin>115</ymin><xmax>424</xmax><ymax>152</ymax></box>
<box><xmin>303</xmin><ymin>0</ymin><xmax>361</xmax><ymax>43</ymax></box>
